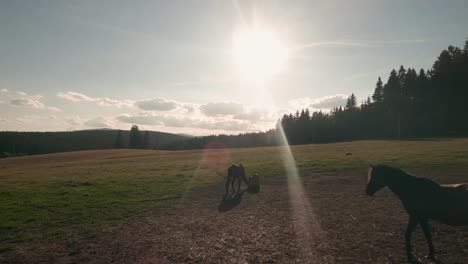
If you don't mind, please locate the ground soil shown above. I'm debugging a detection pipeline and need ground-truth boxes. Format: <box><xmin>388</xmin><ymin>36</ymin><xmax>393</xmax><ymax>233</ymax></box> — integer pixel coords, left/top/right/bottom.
<box><xmin>3</xmin><ymin>167</ymin><xmax>468</xmax><ymax>263</ymax></box>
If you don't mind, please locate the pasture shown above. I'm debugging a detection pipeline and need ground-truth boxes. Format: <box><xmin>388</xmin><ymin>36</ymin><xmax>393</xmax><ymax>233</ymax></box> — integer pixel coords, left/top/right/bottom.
<box><xmin>2</xmin><ymin>139</ymin><xmax>468</xmax><ymax>263</ymax></box>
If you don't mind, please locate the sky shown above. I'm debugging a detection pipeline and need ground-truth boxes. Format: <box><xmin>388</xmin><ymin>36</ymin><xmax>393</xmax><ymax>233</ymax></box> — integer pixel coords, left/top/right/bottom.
<box><xmin>1</xmin><ymin>0</ymin><xmax>467</xmax><ymax>135</ymax></box>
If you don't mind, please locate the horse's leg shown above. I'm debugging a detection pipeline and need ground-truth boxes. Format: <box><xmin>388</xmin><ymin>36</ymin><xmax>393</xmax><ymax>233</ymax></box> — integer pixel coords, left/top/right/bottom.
<box><xmin>420</xmin><ymin>219</ymin><xmax>435</xmax><ymax>260</ymax></box>
<box><xmin>225</xmin><ymin>177</ymin><xmax>231</xmax><ymax>195</ymax></box>
<box><xmin>405</xmin><ymin>215</ymin><xmax>419</xmax><ymax>262</ymax></box>
<box><xmin>237</xmin><ymin>175</ymin><xmax>241</xmax><ymax>192</ymax></box>
<box><xmin>231</xmin><ymin>176</ymin><xmax>236</xmax><ymax>193</ymax></box>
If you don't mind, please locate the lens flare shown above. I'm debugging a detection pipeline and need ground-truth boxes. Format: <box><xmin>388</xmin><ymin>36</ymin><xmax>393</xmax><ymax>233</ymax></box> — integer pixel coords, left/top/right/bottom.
<box><xmin>276</xmin><ymin>125</ymin><xmax>331</xmax><ymax>262</ymax></box>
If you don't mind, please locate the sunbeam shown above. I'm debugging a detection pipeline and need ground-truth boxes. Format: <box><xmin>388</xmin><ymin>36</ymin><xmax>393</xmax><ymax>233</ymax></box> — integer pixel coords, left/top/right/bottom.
<box><xmin>276</xmin><ymin>124</ymin><xmax>333</xmax><ymax>263</ymax></box>
<box><xmin>229</xmin><ymin>9</ymin><xmax>332</xmax><ymax>259</ymax></box>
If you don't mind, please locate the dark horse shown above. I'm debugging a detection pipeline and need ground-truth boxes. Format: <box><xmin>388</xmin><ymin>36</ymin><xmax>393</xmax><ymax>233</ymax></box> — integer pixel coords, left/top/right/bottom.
<box><xmin>366</xmin><ymin>165</ymin><xmax>468</xmax><ymax>262</ymax></box>
<box><xmin>225</xmin><ymin>164</ymin><xmax>249</xmax><ymax>194</ymax></box>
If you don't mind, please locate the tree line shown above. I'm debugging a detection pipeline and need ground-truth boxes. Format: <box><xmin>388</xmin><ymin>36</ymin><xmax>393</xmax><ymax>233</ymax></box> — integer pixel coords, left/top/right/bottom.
<box><xmin>278</xmin><ymin>38</ymin><xmax>468</xmax><ymax>144</ymax></box>
<box><xmin>0</xmin><ymin>127</ymin><xmax>185</xmax><ymax>158</ymax></box>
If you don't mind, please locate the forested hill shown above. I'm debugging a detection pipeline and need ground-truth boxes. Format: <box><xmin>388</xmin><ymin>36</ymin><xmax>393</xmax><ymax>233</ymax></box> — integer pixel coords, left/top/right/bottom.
<box><xmin>0</xmin><ymin>129</ymin><xmax>187</xmax><ymax>157</ymax></box>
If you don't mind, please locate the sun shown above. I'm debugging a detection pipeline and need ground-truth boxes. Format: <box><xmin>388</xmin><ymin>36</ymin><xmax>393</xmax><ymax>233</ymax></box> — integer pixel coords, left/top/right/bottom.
<box><xmin>232</xmin><ymin>27</ymin><xmax>288</xmax><ymax>81</ymax></box>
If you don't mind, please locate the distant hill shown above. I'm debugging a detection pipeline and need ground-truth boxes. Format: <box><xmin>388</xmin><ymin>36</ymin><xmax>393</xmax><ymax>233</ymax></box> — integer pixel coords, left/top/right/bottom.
<box><xmin>0</xmin><ymin>130</ymin><xmax>188</xmax><ymax>157</ymax></box>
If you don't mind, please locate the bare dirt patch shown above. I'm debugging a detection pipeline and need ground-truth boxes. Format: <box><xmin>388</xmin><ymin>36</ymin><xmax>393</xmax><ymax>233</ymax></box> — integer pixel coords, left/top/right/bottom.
<box><xmin>3</xmin><ymin>167</ymin><xmax>468</xmax><ymax>263</ymax></box>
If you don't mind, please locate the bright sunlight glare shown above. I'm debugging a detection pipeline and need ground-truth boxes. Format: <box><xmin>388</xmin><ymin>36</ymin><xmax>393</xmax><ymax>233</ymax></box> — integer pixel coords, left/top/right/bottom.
<box><xmin>232</xmin><ymin>28</ymin><xmax>288</xmax><ymax>81</ymax></box>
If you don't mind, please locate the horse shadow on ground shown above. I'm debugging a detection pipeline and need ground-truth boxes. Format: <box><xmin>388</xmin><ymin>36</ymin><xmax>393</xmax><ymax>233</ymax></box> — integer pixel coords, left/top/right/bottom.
<box><xmin>218</xmin><ymin>189</ymin><xmax>247</xmax><ymax>212</ymax></box>
<box><xmin>218</xmin><ymin>183</ymin><xmax>260</xmax><ymax>212</ymax></box>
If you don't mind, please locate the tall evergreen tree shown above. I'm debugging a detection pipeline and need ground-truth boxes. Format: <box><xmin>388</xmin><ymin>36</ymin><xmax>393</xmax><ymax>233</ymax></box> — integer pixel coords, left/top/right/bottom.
<box><xmin>372</xmin><ymin>77</ymin><xmax>384</xmax><ymax>103</ymax></box>
<box><xmin>345</xmin><ymin>93</ymin><xmax>357</xmax><ymax>110</ymax></box>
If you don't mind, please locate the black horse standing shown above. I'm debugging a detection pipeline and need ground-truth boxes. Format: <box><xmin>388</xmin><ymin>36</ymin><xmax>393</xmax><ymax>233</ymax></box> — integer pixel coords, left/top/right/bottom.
<box><xmin>225</xmin><ymin>164</ymin><xmax>249</xmax><ymax>194</ymax></box>
<box><xmin>366</xmin><ymin>165</ymin><xmax>468</xmax><ymax>262</ymax></box>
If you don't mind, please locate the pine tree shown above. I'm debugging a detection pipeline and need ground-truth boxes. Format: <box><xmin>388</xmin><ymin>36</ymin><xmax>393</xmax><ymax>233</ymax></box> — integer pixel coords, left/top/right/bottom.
<box><xmin>383</xmin><ymin>69</ymin><xmax>400</xmax><ymax>105</ymax></box>
<box><xmin>372</xmin><ymin>77</ymin><xmax>384</xmax><ymax>103</ymax></box>
<box><xmin>397</xmin><ymin>65</ymin><xmax>406</xmax><ymax>88</ymax></box>
<box><xmin>464</xmin><ymin>37</ymin><xmax>468</xmax><ymax>55</ymax></box>
<box><xmin>345</xmin><ymin>93</ymin><xmax>357</xmax><ymax>110</ymax></box>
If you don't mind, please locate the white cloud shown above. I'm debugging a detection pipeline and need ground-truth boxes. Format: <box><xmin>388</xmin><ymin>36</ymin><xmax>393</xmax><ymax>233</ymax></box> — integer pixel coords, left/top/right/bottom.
<box><xmin>15</xmin><ymin>115</ymin><xmax>45</xmax><ymax>123</ymax></box>
<box><xmin>116</xmin><ymin>112</ymin><xmax>163</xmax><ymax>126</ymax></box>
<box><xmin>199</xmin><ymin>102</ymin><xmax>244</xmax><ymax>117</ymax></box>
<box><xmin>183</xmin><ymin>104</ymin><xmax>195</xmax><ymax>113</ymax></box>
<box><xmin>84</xmin><ymin>116</ymin><xmax>115</xmax><ymax>128</ymax></box>
<box><xmin>66</xmin><ymin>116</ymin><xmax>82</xmax><ymax>127</ymax></box>
<box><xmin>57</xmin><ymin>91</ymin><xmax>95</xmax><ymax>102</ymax></box>
<box><xmin>6</xmin><ymin>92</ymin><xmax>277</xmax><ymax>133</ymax></box>
<box><xmin>57</xmin><ymin>91</ymin><xmax>133</xmax><ymax>107</ymax></box>
<box><xmin>297</xmin><ymin>39</ymin><xmax>425</xmax><ymax>50</ymax></box>
<box><xmin>232</xmin><ymin>108</ymin><xmax>275</xmax><ymax>122</ymax></box>
<box><xmin>0</xmin><ymin>89</ymin><xmax>8</xmax><ymax>93</ymax></box>
<box><xmin>134</xmin><ymin>98</ymin><xmax>178</xmax><ymax>111</ymax></box>
<box><xmin>10</xmin><ymin>98</ymin><xmax>45</xmax><ymax>109</ymax></box>
<box><xmin>9</xmin><ymin>95</ymin><xmax>61</xmax><ymax>112</ymax></box>
<box><xmin>289</xmin><ymin>94</ymin><xmax>348</xmax><ymax>111</ymax></box>
<box><xmin>116</xmin><ymin>111</ymin><xmax>251</xmax><ymax>132</ymax></box>
<box><xmin>47</xmin><ymin>106</ymin><xmax>62</xmax><ymax>112</ymax></box>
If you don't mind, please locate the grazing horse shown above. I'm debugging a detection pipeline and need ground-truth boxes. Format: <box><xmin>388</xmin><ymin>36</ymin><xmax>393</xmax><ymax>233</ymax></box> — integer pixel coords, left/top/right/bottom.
<box><xmin>366</xmin><ymin>165</ymin><xmax>468</xmax><ymax>262</ymax></box>
<box><xmin>225</xmin><ymin>164</ymin><xmax>249</xmax><ymax>194</ymax></box>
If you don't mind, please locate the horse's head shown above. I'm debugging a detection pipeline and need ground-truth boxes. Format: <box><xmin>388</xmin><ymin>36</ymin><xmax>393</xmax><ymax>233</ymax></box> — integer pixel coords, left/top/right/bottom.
<box><xmin>366</xmin><ymin>165</ymin><xmax>386</xmax><ymax>196</ymax></box>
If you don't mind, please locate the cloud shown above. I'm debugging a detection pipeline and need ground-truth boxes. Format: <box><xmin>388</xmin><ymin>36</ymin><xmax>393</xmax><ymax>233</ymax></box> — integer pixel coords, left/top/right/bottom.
<box><xmin>57</xmin><ymin>91</ymin><xmax>133</xmax><ymax>107</ymax></box>
<box><xmin>0</xmin><ymin>89</ymin><xmax>8</xmax><ymax>93</ymax></box>
<box><xmin>289</xmin><ymin>94</ymin><xmax>348</xmax><ymax>111</ymax></box>
<box><xmin>183</xmin><ymin>104</ymin><xmax>195</xmax><ymax>113</ymax></box>
<box><xmin>200</xmin><ymin>102</ymin><xmax>244</xmax><ymax>117</ymax></box>
<box><xmin>57</xmin><ymin>91</ymin><xmax>95</xmax><ymax>102</ymax></box>
<box><xmin>297</xmin><ymin>39</ymin><xmax>425</xmax><ymax>50</ymax></box>
<box><xmin>134</xmin><ymin>98</ymin><xmax>178</xmax><ymax>111</ymax></box>
<box><xmin>84</xmin><ymin>116</ymin><xmax>115</xmax><ymax>128</ymax></box>
<box><xmin>47</xmin><ymin>106</ymin><xmax>62</xmax><ymax>112</ymax></box>
<box><xmin>15</xmin><ymin>115</ymin><xmax>45</xmax><ymax>123</ymax></box>
<box><xmin>7</xmin><ymin>90</ymin><xmax>61</xmax><ymax>112</ymax></box>
<box><xmin>10</xmin><ymin>98</ymin><xmax>45</xmax><ymax>109</ymax></box>
<box><xmin>116</xmin><ymin>112</ymin><xmax>163</xmax><ymax>126</ymax></box>
<box><xmin>298</xmin><ymin>41</ymin><xmax>372</xmax><ymax>49</ymax></box>
<box><xmin>232</xmin><ymin>108</ymin><xmax>275</xmax><ymax>122</ymax></box>
<box><xmin>66</xmin><ymin>116</ymin><xmax>82</xmax><ymax>127</ymax></box>
<box><xmin>116</xmin><ymin>112</ymin><xmax>251</xmax><ymax>132</ymax></box>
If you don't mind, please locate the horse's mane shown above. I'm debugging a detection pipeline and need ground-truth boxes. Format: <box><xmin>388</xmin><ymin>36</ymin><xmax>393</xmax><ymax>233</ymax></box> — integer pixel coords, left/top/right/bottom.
<box><xmin>376</xmin><ymin>164</ymin><xmax>441</xmax><ymax>189</ymax></box>
<box><xmin>375</xmin><ymin>165</ymin><xmax>414</xmax><ymax>178</ymax></box>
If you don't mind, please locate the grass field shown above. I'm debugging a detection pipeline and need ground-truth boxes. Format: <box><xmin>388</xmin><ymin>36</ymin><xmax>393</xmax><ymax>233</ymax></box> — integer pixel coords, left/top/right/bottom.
<box><xmin>2</xmin><ymin>139</ymin><xmax>468</xmax><ymax>254</ymax></box>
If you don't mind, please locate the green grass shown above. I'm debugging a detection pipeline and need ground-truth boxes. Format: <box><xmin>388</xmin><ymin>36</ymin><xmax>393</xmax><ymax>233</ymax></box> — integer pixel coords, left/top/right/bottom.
<box><xmin>2</xmin><ymin>139</ymin><xmax>468</xmax><ymax>252</ymax></box>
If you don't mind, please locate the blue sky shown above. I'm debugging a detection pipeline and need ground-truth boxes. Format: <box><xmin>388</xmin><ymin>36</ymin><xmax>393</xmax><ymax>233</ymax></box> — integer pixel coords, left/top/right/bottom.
<box><xmin>1</xmin><ymin>0</ymin><xmax>467</xmax><ymax>135</ymax></box>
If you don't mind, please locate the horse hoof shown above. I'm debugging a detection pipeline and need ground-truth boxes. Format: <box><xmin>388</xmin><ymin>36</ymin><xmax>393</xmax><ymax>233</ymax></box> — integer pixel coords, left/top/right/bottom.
<box><xmin>407</xmin><ymin>256</ymin><xmax>422</xmax><ymax>264</ymax></box>
<box><xmin>425</xmin><ymin>254</ymin><xmax>435</xmax><ymax>260</ymax></box>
